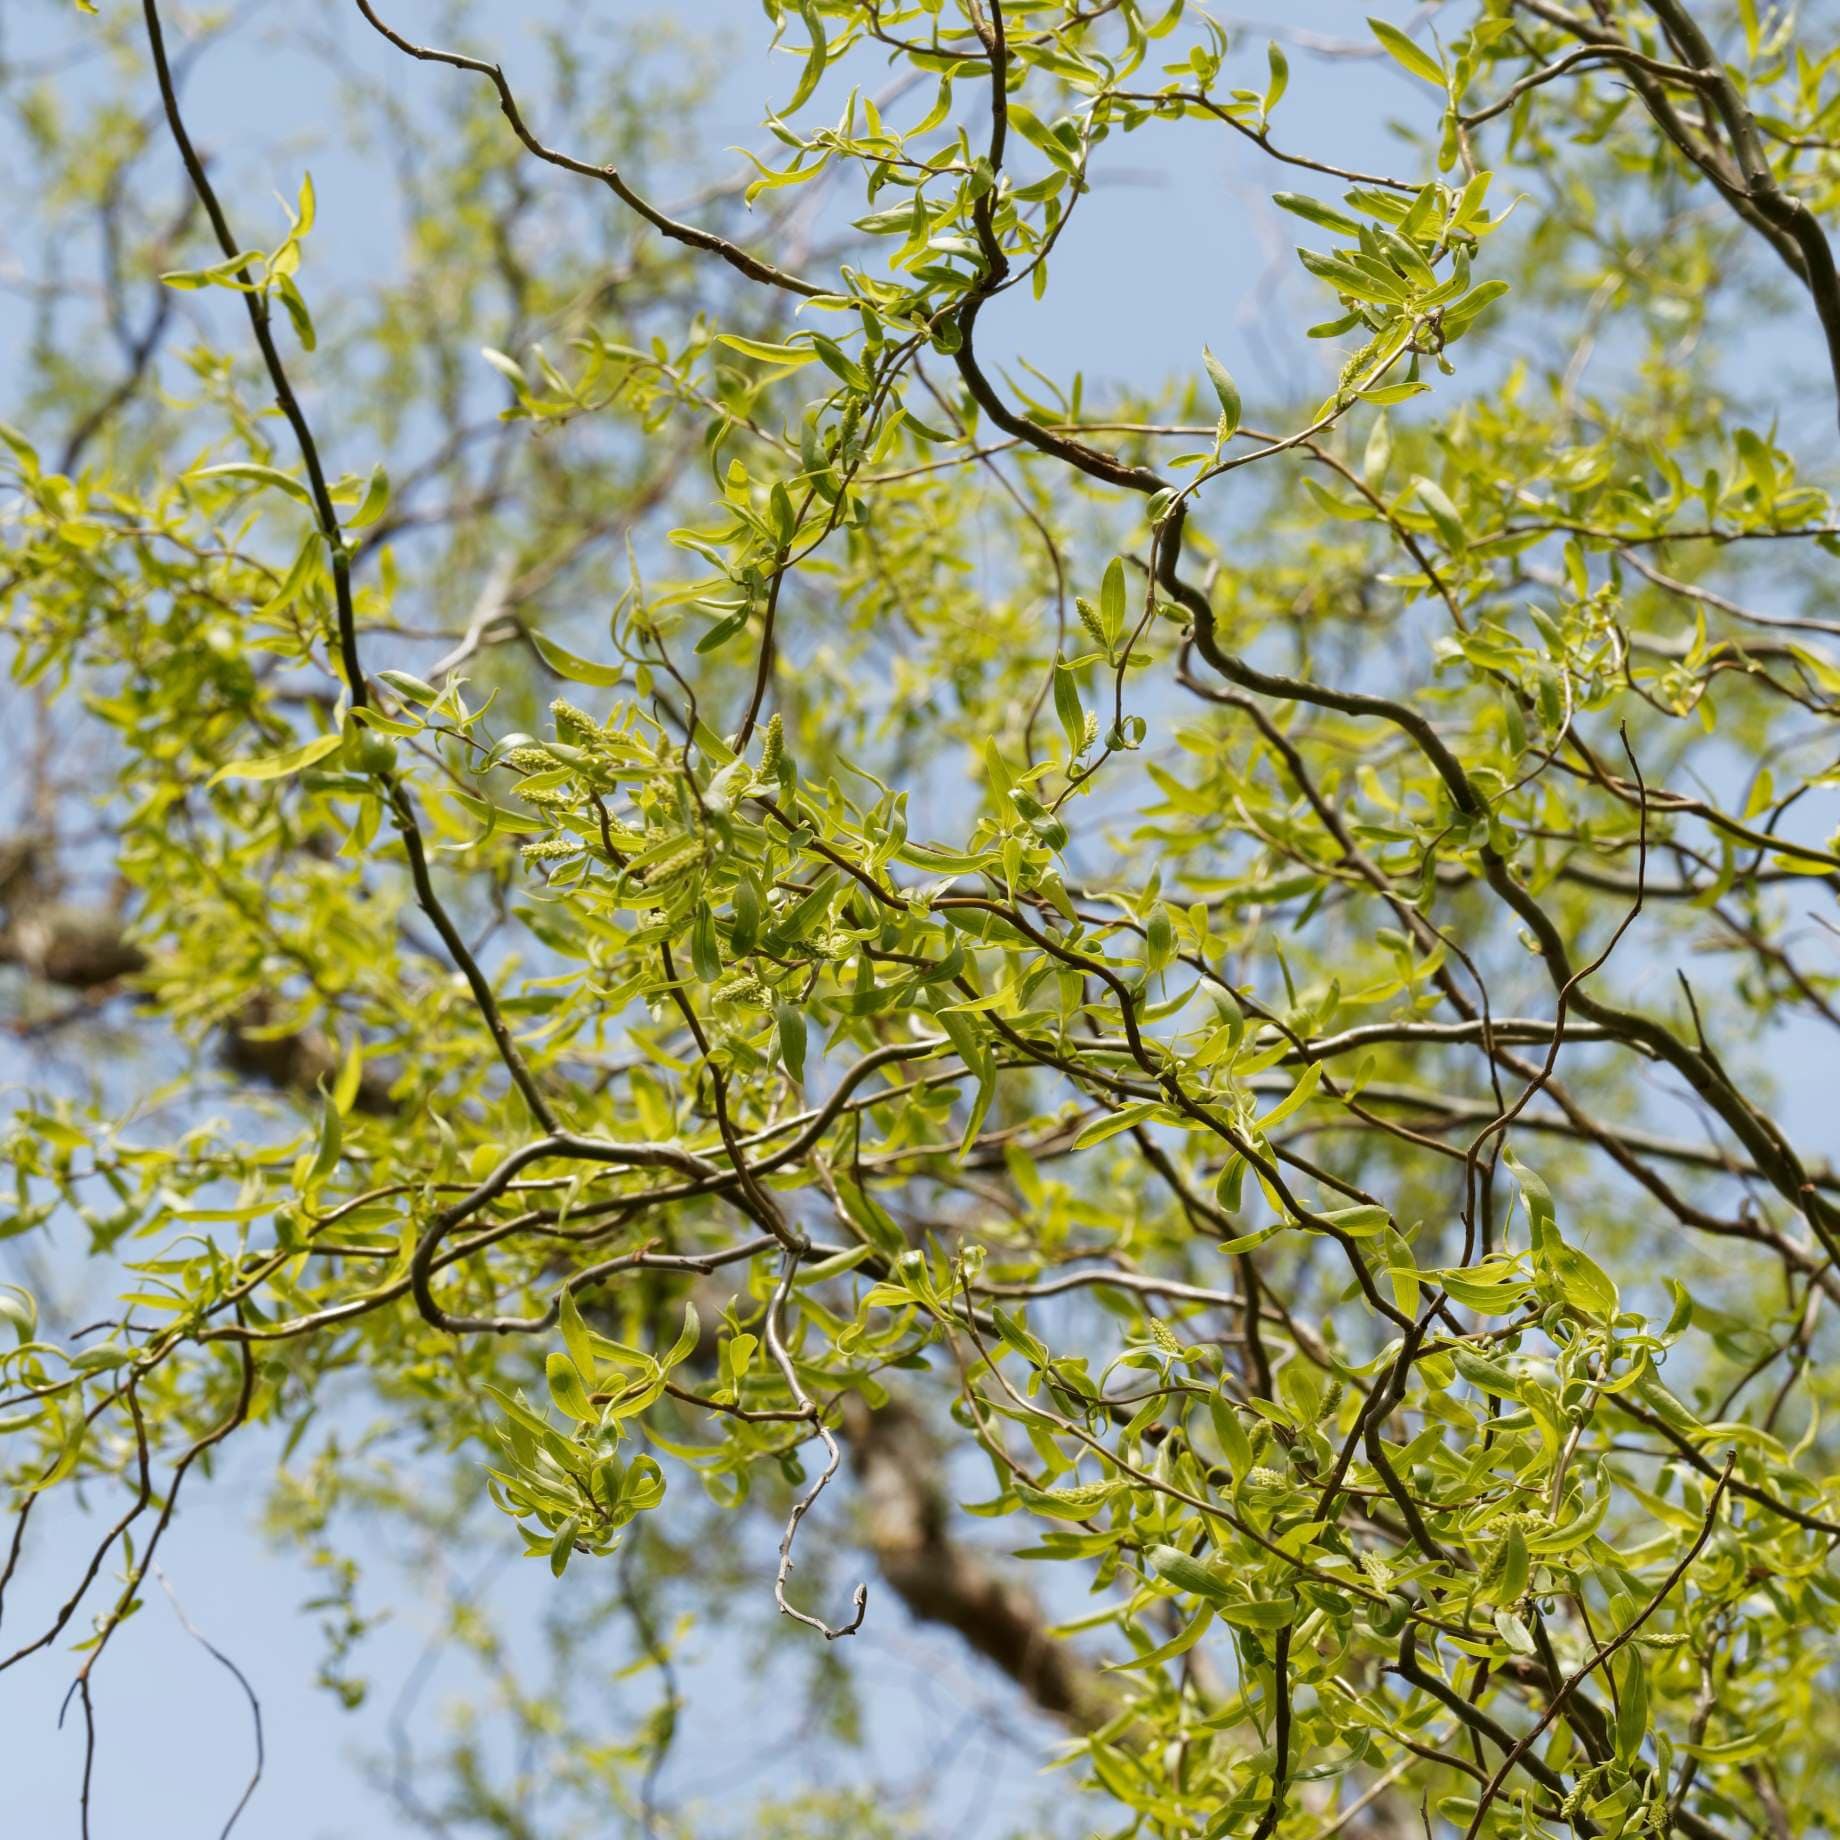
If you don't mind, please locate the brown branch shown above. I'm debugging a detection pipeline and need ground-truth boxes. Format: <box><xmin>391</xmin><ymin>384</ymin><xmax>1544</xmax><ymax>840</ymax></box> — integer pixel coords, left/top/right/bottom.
<box><xmin>350</xmin><ymin>1</ymin><xmax>825</xmax><ymax>301</ymax></box>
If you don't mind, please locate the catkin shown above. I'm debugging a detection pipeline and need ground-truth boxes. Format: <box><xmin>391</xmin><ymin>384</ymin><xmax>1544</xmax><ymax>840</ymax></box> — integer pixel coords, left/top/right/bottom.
<box><xmin>549</xmin><ymin>698</ymin><xmax>603</xmax><ymax>745</ymax></box>
<box><xmin>639</xmin><ymin>838</ymin><xmax>704</xmax><ymax>885</ymax></box>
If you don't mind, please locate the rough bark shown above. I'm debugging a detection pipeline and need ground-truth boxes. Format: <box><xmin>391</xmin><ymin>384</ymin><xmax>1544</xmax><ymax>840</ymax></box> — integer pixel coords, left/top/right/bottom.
<box><xmin>841</xmin><ymin>1395</ymin><xmax>1113</xmax><ymax>1731</ymax></box>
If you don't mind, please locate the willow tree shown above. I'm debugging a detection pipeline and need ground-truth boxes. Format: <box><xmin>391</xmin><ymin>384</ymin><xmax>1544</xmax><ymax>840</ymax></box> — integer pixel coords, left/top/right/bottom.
<box><xmin>4</xmin><ymin>0</ymin><xmax>1840</xmax><ymax>1834</ymax></box>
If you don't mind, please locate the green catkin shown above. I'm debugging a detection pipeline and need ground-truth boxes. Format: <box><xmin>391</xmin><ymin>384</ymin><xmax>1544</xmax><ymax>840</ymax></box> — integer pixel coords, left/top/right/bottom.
<box><xmin>639</xmin><ymin>838</ymin><xmax>704</xmax><ymax>885</ymax></box>
<box><xmin>1478</xmin><ymin>1536</ymin><xmax>1513</xmax><ymax>1594</ymax></box>
<box><xmin>1561</xmin><ymin>1764</ymin><xmax>1611</xmax><ymax>1819</ymax></box>
<box><xmin>759</xmin><ymin>711</ymin><xmax>784</xmax><ymax>780</ymax></box>
<box><xmin>1075</xmin><ymin>596</ymin><xmax>1106</xmax><ymax>647</ymax></box>
<box><xmin>1476</xmin><ymin>1513</ymin><xmax>1543</xmax><ymax>1593</ymax></box>
<box><xmin>1338</xmin><ymin>328</ymin><xmax>1387</xmax><ymax>398</ymax></box>
<box><xmin>549</xmin><ymin>698</ymin><xmax>602</xmax><ymax>745</ymax></box>
<box><xmin>713</xmin><ymin>974</ymin><xmax>771</xmax><ymax>1006</ymax></box>
<box><xmin>521</xmin><ymin>837</ymin><xmax>582</xmax><ymax>864</ymax></box>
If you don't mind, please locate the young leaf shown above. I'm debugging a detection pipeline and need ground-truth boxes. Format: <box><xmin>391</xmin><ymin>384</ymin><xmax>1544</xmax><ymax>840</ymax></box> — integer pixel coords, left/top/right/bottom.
<box><xmin>546</xmin><ymin>1353</ymin><xmax>598</xmax><ymax>1424</ymax></box>
<box><xmin>207</xmin><ymin>731</ymin><xmax>344</xmax><ymax>787</ymax></box>
<box><xmin>1264</xmin><ymin>41</ymin><xmax>1289</xmax><ymax>113</ymax></box>
<box><xmin>1053</xmin><ymin>656</ymin><xmax>1087</xmax><ymax>759</ymax></box>
<box><xmin>347</xmin><ymin>464</ymin><xmax>390</xmax><ymax>529</ymax></box>
<box><xmin>1099</xmin><ymin>556</ymin><xmax>1127</xmax><ymax>647</ymax></box>
<box><xmin>1368</xmin><ymin>17</ymin><xmax>1446</xmax><ymax>86</ymax></box>
<box><xmin>188</xmin><ymin>461</ymin><xmax>315</xmax><ymax>508</ymax></box>
<box><xmin>777</xmin><ymin>1002</ymin><xmax>808</xmax><ymax>1084</ymax></box>
<box><xmin>530</xmin><ymin>630</ymin><xmax>626</xmax><ymax>686</ymax></box>
<box><xmin>1202</xmin><ymin>347</ymin><xmax>1241</xmax><ymax>441</ymax></box>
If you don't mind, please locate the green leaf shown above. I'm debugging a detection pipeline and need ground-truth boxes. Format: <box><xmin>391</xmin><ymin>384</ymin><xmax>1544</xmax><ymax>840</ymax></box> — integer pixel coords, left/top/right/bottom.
<box><xmin>1316</xmin><ymin>1203</ymin><xmax>1389</xmax><ymax>1237</ymax></box>
<box><xmin>0</xmin><ymin>1285</ymin><xmax>38</xmax><ymax>1345</ymax></box>
<box><xmin>449</xmin><ymin>788</ymin><xmax>552</xmax><ymax>835</ymax></box>
<box><xmin>1297</xmin><ymin>247</ymin><xmax>1411</xmax><ymax>305</ymax></box>
<box><xmin>1264</xmin><ymin>41</ymin><xmax>1289</xmax><ymax>113</ymax></box>
<box><xmin>1202</xmin><ymin>347</ymin><xmax>1241</xmax><ymax>441</ymax></box>
<box><xmin>331</xmin><ymin>1038</ymin><xmax>365</xmax><ymax>1116</ymax></box>
<box><xmin>530</xmin><ymin>630</ymin><xmax>626</xmax><ymax>686</ymax></box>
<box><xmin>1052</xmin><ymin>656</ymin><xmax>1086</xmax><ymax>759</ymax></box>
<box><xmin>1452</xmin><ymin>1347</ymin><xmax>1518</xmax><ymax>1394</ymax></box>
<box><xmin>1215</xmin><ymin>1157</ymin><xmax>1249</xmax><ymax>1216</ymax></box>
<box><xmin>1502</xmin><ymin>1149</ymin><xmax>1555</xmax><ymax>1253</ymax></box>
<box><xmin>777</xmin><ymin>1002</ymin><xmax>808</xmax><ymax>1084</ymax></box>
<box><xmin>304</xmin><ymin>1095</ymin><xmax>342</xmax><ymax>1190</ymax></box>
<box><xmin>1678</xmin><ymin>1720</ymin><xmax>1787</xmax><ymax>1765</ymax></box>
<box><xmin>1150</xmin><ymin>1544</ymin><xmax>1231</xmax><ymax>1601</ymax></box>
<box><xmin>1413</xmin><ymin>475</ymin><xmax>1467</xmax><ymax>554</ymax></box>
<box><xmin>188</xmin><ymin>461</ymin><xmax>315</xmax><ymax>509</ymax></box>
<box><xmin>1357</xmin><ymin>381</ymin><xmax>1430</xmax><ymax>405</ymax></box>
<box><xmin>1430</xmin><ymin>1260</ymin><xmax>1532</xmax><ymax>1315</ymax></box>
<box><xmin>1254</xmin><ymin>1061</ymin><xmax>1323</xmax><ymax>1132</ymax></box>
<box><xmin>1548</xmin><ymin>1243</ymin><xmax>1620</xmax><ymax>1320</ymax></box>
<box><xmin>558</xmin><ymin>1288</ymin><xmax>598</xmax><ymax>1386</ymax></box>
<box><xmin>347</xmin><ymin>464</ymin><xmax>390</xmax><ymax>529</ymax></box>
<box><xmin>1495</xmin><ymin>1610</ymin><xmax>1536</xmax><ymax>1656</ymax></box>
<box><xmin>695</xmin><ymin>608</ymin><xmax>750</xmax><ymax>655</ymax></box>
<box><xmin>1271</xmin><ymin>192</ymin><xmax>1362</xmax><ymax>236</ymax></box>
<box><xmin>1217</xmin><ymin>1225</ymin><xmax>1278</xmax><ymax>1256</ymax></box>
<box><xmin>546</xmin><ymin>1352</ymin><xmax>598</xmax><ymax>1424</ymax></box>
<box><xmin>1614</xmin><ymin>1647</ymin><xmax>1649</xmax><ymax>1763</ymax></box>
<box><xmin>786</xmin><ymin>0</ymin><xmax>829</xmax><ymax>113</ymax></box>
<box><xmin>1368</xmin><ymin>17</ymin><xmax>1446</xmax><ymax>86</ymax></box>
<box><xmin>549</xmin><ymin>1518</ymin><xmax>578</xmax><ymax>1576</ymax></box>
<box><xmin>1210</xmin><ymin>1394</ymin><xmax>1254</xmax><ymax>1474</ymax></box>
<box><xmin>1099</xmin><ymin>556</ymin><xmax>1127</xmax><ymax>647</ymax></box>
<box><xmin>690</xmin><ymin>900</ymin><xmax>722</xmax><ymax>982</ymax></box>
<box><xmin>1218</xmin><ymin>1597</ymin><xmax>1299</xmax><ymax>1630</ymax></box>
<box><xmin>208</xmin><ymin>731</ymin><xmax>344</xmax><ymax>787</ymax></box>
<box><xmin>1007</xmin><ymin>101</ymin><xmax>1082</xmax><ymax>176</ymax></box>
<box><xmin>715</xmin><ymin>333</ymin><xmax>818</xmax><ymax>369</ymax></box>
<box><xmin>161</xmin><ymin>252</ymin><xmax>263</xmax><ymax>291</ymax></box>
<box><xmin>275</xmin><ymin>273</ymin><xmax>316</xmax><ymax>351</ymax></box>
<box><xmin>1111</xmin><ymin>1605</ymin><xmax>1215</xmax><ymax>1671</ymax></box>
<box><xmin>662</xmin><ymin>1301</ymin><xmax>700</xmax><ymax>1372</ymax></box>
<box><xmin>1490</xmin><ymin>1525</ymin><xmax>1530</xmax><ymax>1604</ymax></box>
<box><xmin>379</xmin><ymin>670</ymin><xmax>439</xmax><ymax>706</ymax></box>
<box><xmin>1529</xmin><ymin>1487</ymin><xmax>1610</xmax><ymax>1554</ymax></box>
<box><xmin>482</xmin><ymin>1384</ymin><xmax>555</xmax><ymax>1442</ymax></box>
<box><xmin>1073</xmin><ymin>1100</ymin><xmax>1163</xmax><ymax>1149</ymax></box>
<box><xmin>1441</xmin><ymin>278</ymin><xmax>1509</xmax><ymax>337</ymax></box>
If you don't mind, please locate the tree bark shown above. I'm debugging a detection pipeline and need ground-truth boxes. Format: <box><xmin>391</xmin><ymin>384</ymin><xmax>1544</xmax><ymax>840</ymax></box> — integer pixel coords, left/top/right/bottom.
<box><xmin>842</xmin><ymin>1395</ymin><xmax>1112</xmax><ymax>1732</ymax></box>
